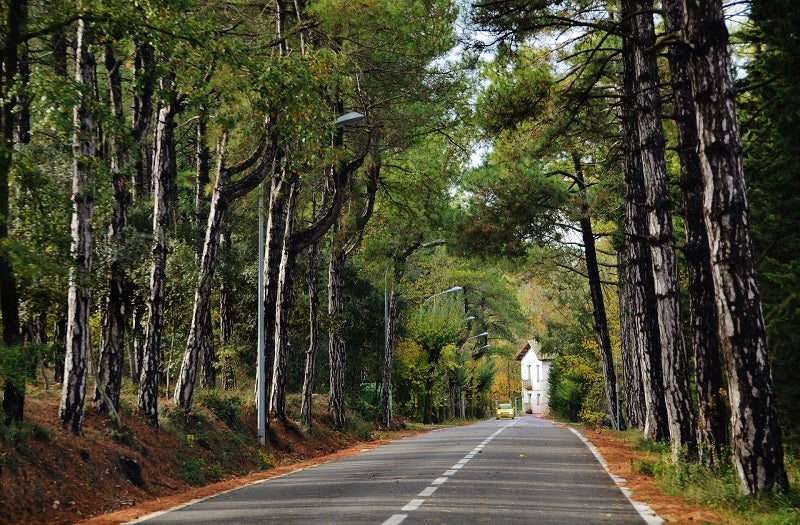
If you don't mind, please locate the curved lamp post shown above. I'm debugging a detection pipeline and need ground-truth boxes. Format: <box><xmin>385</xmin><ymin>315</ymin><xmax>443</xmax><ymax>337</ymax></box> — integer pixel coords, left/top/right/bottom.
<box><xmin>422</xmin><ymin>286</ymin><xmax>462</xmax><ymax>306</ymax></box>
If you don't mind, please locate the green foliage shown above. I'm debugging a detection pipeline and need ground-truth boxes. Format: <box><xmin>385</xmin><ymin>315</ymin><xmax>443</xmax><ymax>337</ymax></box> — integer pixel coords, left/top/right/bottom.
<box><xmin>632</xmin><ymin>440</ymin><xmax>800</xmax><ymax>524</ymax></box>
<box><xmin>196</xmin><ymin>390</ymin><xmax>243</xmax><ymax>430</ymax></box>
<box><xmin>179</xmin><ymin>459</ymin><xmax>206</xmax><ymax>486</ymax></box>
<box><xmin>739</xmin><ymin>0</ymin><xmax>800</xmax><ymax>450</ymax></box>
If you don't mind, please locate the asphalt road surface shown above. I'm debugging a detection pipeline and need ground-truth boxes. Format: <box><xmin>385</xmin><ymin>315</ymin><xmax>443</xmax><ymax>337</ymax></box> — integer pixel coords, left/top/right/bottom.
<box><xmin>128</xmin><ymin>415</ymin><xmax>662</xmax><ymax>524</ymax></box>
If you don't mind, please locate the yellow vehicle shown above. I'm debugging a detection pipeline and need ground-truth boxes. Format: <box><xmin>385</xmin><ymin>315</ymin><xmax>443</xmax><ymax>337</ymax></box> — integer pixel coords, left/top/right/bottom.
<box><xmin>495</xmin><ymin>403</ymin><xmax>514</xmax><ymax>419</ymax></box>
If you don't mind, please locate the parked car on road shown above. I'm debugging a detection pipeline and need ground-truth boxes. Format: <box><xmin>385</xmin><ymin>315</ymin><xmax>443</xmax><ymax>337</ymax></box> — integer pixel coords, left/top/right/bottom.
<box><xmin>495</xmin><ymin>403</ymin><xmax>514</xmax><ymax>419</ymax></box>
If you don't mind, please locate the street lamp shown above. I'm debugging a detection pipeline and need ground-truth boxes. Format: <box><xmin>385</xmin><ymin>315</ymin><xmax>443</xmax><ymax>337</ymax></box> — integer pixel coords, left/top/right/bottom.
<box><xmin>257</xmin><ymin>110</ymin><xmax>365</xmax><ymax>445</ymax></box>
<box><xmin>466</xmin><ymin>331</ymin><xmax>489</xmax><ymax>341</ymax></box>
<box><xmin>422</xmin><ymin>286</ymin><xmax>462</xmax><ymax>305</ymax></box>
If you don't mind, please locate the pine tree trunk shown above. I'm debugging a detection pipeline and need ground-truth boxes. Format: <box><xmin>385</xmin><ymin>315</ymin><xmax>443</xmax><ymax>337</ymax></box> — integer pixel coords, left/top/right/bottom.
<box><xmin>95</xmin><ymin>42</ymin><xmax>129</xmax><ymax>413</ymax></box>
<box><xmin>259</xmin><ymin>171</ymin><xmax>287</xmax><ymax>425</ymax></box>
<box><xmin>138</xmin><ymin>94</ymin><xmax>178</xmax><ymax>428</ymax></box>
<box><xmin>623</xmin><ymin>0</ymin><xmax>696</xmax><ymax>460</ymax></box>
<box><xmin>300</xmin><ymin>240</ymin><xmax>321</xmax><ymax>430</ymax></box>
<box><xmin>270</xmin><ymin>180</ymin><xmax>298</xmax><ymax>422</ymax></box>
<box><xmin>381</xmin><ymin>285</ymin><xmax>399</xmax><ymax>428</ymax></box>
<box><xmin>619</xmin><ymin>6</ymin><xmax>669</xmax><ymax>441</ymax></box>
<box><xmin>175</xmin><ymin>137</ymin><xmax>230</xmax><ymax>410</ymax></box>
<box><xmin>573</xmin><ymin>153</ymin><xmax>620</xmax><ymax>430</ymax></box>
<box><xmin>328</xmin><ymin>241</ymin><xmax>347</xmax><ymax>429</ymax></box>
<box><xmin>219</xmin><ymin>229</ymin><xmax>236</xmax><ymax>391</ymax></box>
<box><xmin>132</xmin><ymin>41</ymin><xmax>154</xmax><ymax>203</ymax></box>
<box><xmin>59</xmin><ymin>18</ymin><xmax>96</xmax><ymax>434</ymax></box>
<box><xmin>0</xmin><ymin>0</ymin><xmax>24</xmax><ymax>346</ymax></box>
<box><xmin>680</xmin><ymin>0</ymin><xmax>789</xmax><ymax>493</ymax></box>
<box><xmin>663</xmin><ymin>0</ymin><xmax>728</xmax><ymax>466</ymax></box>
<box><xmin>617</xmin><ymin>252</ymin><xmax>645</xmax><ymax>429</ymax></box>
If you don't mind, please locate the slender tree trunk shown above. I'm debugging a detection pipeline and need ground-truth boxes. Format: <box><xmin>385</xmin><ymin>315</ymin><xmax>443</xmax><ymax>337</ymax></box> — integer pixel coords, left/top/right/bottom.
<box><xmin>132</xmin><ymin>41</ymin><xmax>154</xmax><ymax>203</ymax></box>
<box><xmin>617</xmin><ymin>251</ymin><xmax>645</xmax><ymax>430</ymax></box>
<box><xmin>619</xmin><ymin>6</ymin><xmax>668</xmax><ymax>441</ymax></box>
<box><xmin>59</xmin><ymin>18</ymin><xmax>96</xmax><ymax>434</ymax></box>
<box><xmin>130</xmin><ymin>301</ymin><xmax>144</xmax><ymax>383</ymax></box>
<box><xmin>623</xmin><ymin>0</ymin><xmax>696</xmax><ymax>460</ymax></box>
<box><xmin>138</xmin><ymin>93</ymin><xmax>178</xmax><ymax>428</ymax></box>
<box><xmin>327</xmin><ymin>237</ymin><xmax>347</xmax><ymax>429</ymax></box>
<box><xmin>300</xmin><ymin>240</ymin><xmax>321</xmax><ymax>430</ymax></box>
<box><xmin>219</xmin><ymin>228</ymin><xmax>236</xmax><ymax>391</ymax></box>
<box><xmin>270</xmin><ymin>180</ymin><xmax>299</xmax><ymax>421</ymax></box>
<box><xmin>260</xmin><ymin>170</ymin><xmax>287</xmax><ymax>426</ymax></box>
<box><xmin>679</xmin><ymin>0</ymin><xmax>789</xmax><ymax>494</ymax></box>
<box><xmin>573</xmin><ymin>153</ymin><xmax>620</xmax><ymax>430</ymax></box>
<box><xmin>0</xmin><ymin>0</ymin><xmax>24</xmax><ymax>346</ymax></box>
<box><xmin>174</xmin><ymin>137</ymin><xmax>230</xmax><ymax>410</ymax></box>
<box><xmin>381</xmin><ymin>284</ymin><xmax>399</xmax><ymax>428</ymax></box>
<box><xmin>95</xmin><ymin>42</ymin><xmax>129</xmax><ymax>413</ymax></box>
<box><xmin>663</xmin><ymin>0</ymin><xmax>728</xmax><ymax>466</ymax></box>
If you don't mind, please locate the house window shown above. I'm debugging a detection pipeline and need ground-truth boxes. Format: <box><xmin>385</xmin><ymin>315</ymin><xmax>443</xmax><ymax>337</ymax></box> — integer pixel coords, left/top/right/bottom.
<box><xmin>536</xmin><ymin>364</ymin><xmax>540</xmax><ymax>381</ymax></box>
<box><xmin>537</xmin><ymin>393</ymin><xmax>541</xmax><ymax>406</ymax></box>
<box><xmin>527</xmin><ymin>365</ymin><xmax>531</xmax><ymax>381</ymax></box>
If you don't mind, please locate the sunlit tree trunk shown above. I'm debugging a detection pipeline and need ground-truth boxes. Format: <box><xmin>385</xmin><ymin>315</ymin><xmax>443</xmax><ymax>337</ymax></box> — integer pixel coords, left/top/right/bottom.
<box><xmin>59</xmin><ymin>18</ymin><xmax>96</xmax><ymax>434</ymax></box>
<box><xmin>95</xmin><ymin>42</ymin><xmax>129</xmax><ymax>413</ymax></box>
<box><xmin>138</xmin><ymin>91</ymin><xmax>178</xmax><ymax>428</ymax></box>
<box><xmin>619</xmin><ymin>6</ymin><xmax>668</xmax><ymax>441</ymax></box>
<box><xmin>678</xmin><ymin>0</ymin><xmax>789</xmax><ymax>493</ymax></box>
<box><xmin>175</xmin><ymin>136</ymin><xmax>230</xmax><ymax>410</ymax></box>
<box><xmin>663</xmin><ymin>0</ymin><xmax>728</xmax><ymax>466</ymax></box>
<box><xmin>270</xmin><ymin>179</ymin><xmax>299</xmax><ymax>422</ymax></box>
<box><xmin>623</xmin><ymin>0</ymin><xmax>696</xmax><ymax>460</ymax></box>
<box><xmin>300</xmin><ymin>240</ymin><xmax>321</xmax><ymax>430</ymax></box>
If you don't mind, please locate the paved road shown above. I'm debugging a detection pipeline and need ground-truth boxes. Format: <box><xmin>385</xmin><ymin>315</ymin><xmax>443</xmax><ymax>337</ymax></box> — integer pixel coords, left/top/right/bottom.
<box><xmin>128</xmin><ymin>415</ymin><xmax>661</xmax><ymax>524</ymax></box>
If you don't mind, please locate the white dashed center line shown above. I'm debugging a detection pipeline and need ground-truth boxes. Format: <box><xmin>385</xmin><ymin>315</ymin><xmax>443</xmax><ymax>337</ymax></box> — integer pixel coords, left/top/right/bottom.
<box><xmin>381</xmin><ymin>421</ymin><xmax>516</xmax><ymax>525</ymax></box>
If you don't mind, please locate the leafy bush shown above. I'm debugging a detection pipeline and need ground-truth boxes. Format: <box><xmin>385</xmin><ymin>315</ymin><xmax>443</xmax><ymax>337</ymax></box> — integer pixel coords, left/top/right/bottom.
<box><xmin>196</xmin><ymin>390</ymin><xmax>243</xmax><ymax>430</ymax></box>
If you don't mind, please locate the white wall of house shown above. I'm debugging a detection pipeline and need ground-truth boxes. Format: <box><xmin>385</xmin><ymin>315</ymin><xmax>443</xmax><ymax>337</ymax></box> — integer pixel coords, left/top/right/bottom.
<box><xmin>517</xmin><ymin>340</ymin><xmax>551</xmax><ymax>416</ymax></box>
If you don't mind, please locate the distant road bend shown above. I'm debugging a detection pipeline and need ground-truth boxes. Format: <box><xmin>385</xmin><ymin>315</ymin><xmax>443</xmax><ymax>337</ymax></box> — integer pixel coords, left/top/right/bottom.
<box><xmin>127</xmin><ymin>416</ymin><xmax>663</xmax><ymax>524</ymax></box>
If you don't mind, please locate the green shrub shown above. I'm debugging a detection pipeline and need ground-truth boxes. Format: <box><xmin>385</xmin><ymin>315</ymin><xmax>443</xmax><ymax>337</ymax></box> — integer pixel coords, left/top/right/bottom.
<box><xmin>179</xmin><ymin>460</ymin><xmax>205</xmax><ymax>486</ymax></box>
<box><xmin>196</xmin><ymin>390</ymin><xmax>243</xmax><ymax>430</ymax></box>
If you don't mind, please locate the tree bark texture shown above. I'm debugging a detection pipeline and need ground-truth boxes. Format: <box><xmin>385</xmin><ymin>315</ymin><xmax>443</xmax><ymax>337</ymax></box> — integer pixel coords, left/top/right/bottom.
<box><xmin>174</xmin><ymin>137</ymin><xmax>230</xmax><ymax>410</ymax></box>
<box><xmin>327</xmin><ymin>239</ymin><xmax>347</xmax><ymax>429</ymax></box>
<box><xmin>219</xmin><ymin>229</ymin><xmax>236</xmax><ymax>391</ymax></box>
<box><xmin>573</xmin><ymin>153</ymin><xmax>620</xmax><ymax>430</ymax></box>
<box><xmin>132</xmin><ymin>41</ymin><xmax>154</xmax><ymax>203</ymax></box>
<box><xmin>95</xmin><ymin>42</ymin><xmax>129</xmax><ymax>413</ymax></box>
<box><xmin>270</xmin><ymin>180</ymin><xmax>299</xmax><ymax>421</ymax></box>
<box><xmin>679</xmin><ymin>0</ymin><xmax>788</xmax><ymax>493</ymax></box>
<box><xmin>617</xmin><ymin>251</ymin><xmax>645</xmax><ymax>429</ymax></box>
<box><xmin>623</xmin><ymin>0</ymin><xmax>696</xmax><ymax>460</ymax></box>
<box><xmin>663</xmin><ymin>0</ymin><xmax>728</xmax><ymax>466</ymax></box>
<box><xmin>619</xmin><ymin>6</ymin><xmax>669</xmax><ymax>441</ymax></box>
<box><xmin>300</xmin><ymin>240</ymin><xmax>321</xmax><ymax>430</ymax></box>
<box><xmin>0</xmin><ymin>0</ymin><xmax>25</xmax><ymax>346</ymax></box>
<box><xmin>58</xmin><ymin>19</ymin><xmax>96</xmax><ymax>434</ymax></box>
<box><xmin>138</xmin><ymin>96</ymin><xmax>178</xmax><ymax>428</ymax></box>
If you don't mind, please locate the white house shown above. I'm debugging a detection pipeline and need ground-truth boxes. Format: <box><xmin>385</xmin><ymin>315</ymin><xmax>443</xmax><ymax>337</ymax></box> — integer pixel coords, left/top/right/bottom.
<box><xmin>516</xmin><ymin>340</ymin><xmax>552</xmax><ymax>416</ymax></box>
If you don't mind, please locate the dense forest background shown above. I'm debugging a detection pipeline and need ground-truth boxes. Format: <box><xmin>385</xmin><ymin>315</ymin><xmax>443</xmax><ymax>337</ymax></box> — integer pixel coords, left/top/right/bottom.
<box><xmin>1</xmin><ymin>0</ymin><xmax>797</xmax><ymax>499</ymax></box>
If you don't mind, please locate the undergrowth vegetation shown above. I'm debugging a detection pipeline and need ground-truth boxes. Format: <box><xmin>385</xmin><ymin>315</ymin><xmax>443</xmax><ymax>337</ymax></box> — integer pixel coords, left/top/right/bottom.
<box><xmin>626</xmin><ymin>431</ymin><xmax>800</xmax><ymax>524</ymax></box>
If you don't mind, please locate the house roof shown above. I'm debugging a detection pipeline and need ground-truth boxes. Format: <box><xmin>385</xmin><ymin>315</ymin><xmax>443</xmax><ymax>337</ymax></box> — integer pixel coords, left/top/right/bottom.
<box><xmin>515</xmin><ymin>340</ymin><xmax>554</xmax><ymax>362</ymax></box>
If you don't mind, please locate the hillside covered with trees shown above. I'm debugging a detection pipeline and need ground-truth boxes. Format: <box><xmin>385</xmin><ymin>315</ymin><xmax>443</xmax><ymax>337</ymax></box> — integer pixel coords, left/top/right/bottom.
<box><xmin>1</xmin><ymin>0</ymin><xmax>798</xmax><ymax>516</ymax></box>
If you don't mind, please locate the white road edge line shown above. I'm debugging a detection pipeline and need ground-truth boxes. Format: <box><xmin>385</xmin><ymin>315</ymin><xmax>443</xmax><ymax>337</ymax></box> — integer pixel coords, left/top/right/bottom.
<box><xmin>568</xmin><ymin>427</ymin><xmax>664</xmax><ymax>525</ymax></box>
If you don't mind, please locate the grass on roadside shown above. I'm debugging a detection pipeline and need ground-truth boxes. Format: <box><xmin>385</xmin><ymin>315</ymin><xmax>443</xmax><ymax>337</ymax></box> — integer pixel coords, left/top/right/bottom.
<box><xmin>621</xmin><ymin>430</ymin><xmax>800</xmax><ymax>525</ymax></box>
